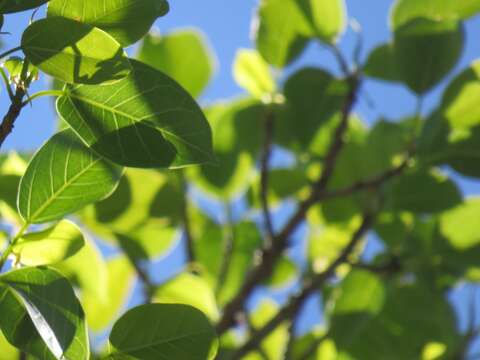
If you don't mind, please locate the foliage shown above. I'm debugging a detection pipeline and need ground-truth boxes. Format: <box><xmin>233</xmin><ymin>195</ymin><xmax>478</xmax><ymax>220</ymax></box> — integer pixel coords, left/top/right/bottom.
<box><xmin>0</xmin><ymin>0</ymin><xmax>479</xmax><ymax>359</ymax></box>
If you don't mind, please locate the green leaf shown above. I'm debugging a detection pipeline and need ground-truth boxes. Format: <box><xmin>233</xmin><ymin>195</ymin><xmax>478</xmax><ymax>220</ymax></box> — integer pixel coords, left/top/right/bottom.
<box><xmin>136</xmin><ymin>29</ymin><xmax>215</xmax><ymax>98</ymax></box>
<box><xmin>264</xmin><ymin>256</ymin><xmax>298</xmax><ymax>289</ymax></box>
<box><xmin>56</xmin><ymin>59</ymin><xmax>214</xmax><ymax>168</ymax></box>
<box><xmin>0</xmin><ymin>331</ymin><xmax>18</xmax><ymax>359</ymax></box>
<box><xmin>391</xmin><ymin>0</ymin><xmax>480</xmax><ymax>29</ymax></box>
<box><xmin>0</xmin><ymin>0</ymin><xmax>49</xmax><ymax>14</ymax></box>
<box><xmin>441</xmin><ymin>59</ymin><xmax>480</xmax><ymax>130</ymax></box>
<box><xmin>17</xmin><ymin>129</ymin><xmax>122</xmax><ymax>224</ymax></box>
<box><xmin>276</xmin><ymin>68</ymin><xmax>348</xmax><ymax>153</ymax></box>
<box><xmin>186</xmin><ymin>99</ymin><xmax>263</xmax><ymax>199</ymax></box>
<box><xmin>388</xmin><ymin>168</ymin><xmax>462</xmax><ymax>213</ymax></box>
<box><xmin>109</xmin><ymin>303</ymin><xmax>217</xmax><ymax>360</ymax></box>
<box><xmin>302</xmin><ymin>0</ymin><xmax>347</xmax><ymax>43</ymax></box>
<box><xmin>0</xmin><ymin>267</ymin><xmax>89</xmax><ymax>360</ymax></box>
<box><xmin>153</xmin><ymin>272</ymin><xmax>219</xmax><ymax>321</ymax></box>
<box><xmin>21</xmin><ymin>17</ymin><xmax>131</xmax><ymax>84</ymax></box>
<box><xmin>439</xmin><ymin>197</ymin><xmax>480</xmax><ymax>250</ymax></box>
<box><xmin>329</xmin><ymin>270</ymin><xmax>386</xmax><ymax>348</ymax></box>
<box><xmin>83</xmin><ymin>255</ymin><xmax>135</xmax><ymax>332</ymax></box>
<box><xmin>116</xmin><ymin>220</ymin><xmax>178</xmax><ymax>262</ymax></box>
<box><xmin>47</xmin><ymin>0</ymin><xmax>169</xmax><ymax>46</ymax></box>
<box><xmin>364</xmin><ymin>43</ymin><xmax>402</xmax><ymax>82</ymax></box>
<box><xmin>233</xmin><ymin>49</ymin><xmax>276</xmax><ymax>100</ymax></box>
<box><xmin>255</xmin><ymin>0</ymin><xmax>312</xmax><ymax>67</ymax></box>
<box><xmin>245</xmin><ymin>300</ymin><xmax>288</xmax><ymax>360</ymax></box>
<box><xmin>13</xmin><ymin>219</ymin><xmax>85</xmax><ymax>266</ymax></box>
<box><xmin>393</xmin><ymin>18</ymin><xmax>464</xmax><ymax>94</ymax></box>
<box><xmin>53</xmin><ymin>237</ymin><xmax>108</xmax><ymax>302</ymax></box>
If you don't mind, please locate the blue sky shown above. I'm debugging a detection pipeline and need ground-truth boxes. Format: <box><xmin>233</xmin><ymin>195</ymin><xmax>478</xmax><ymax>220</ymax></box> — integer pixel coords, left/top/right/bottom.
<box><xmin>1</xmin><ymin>0</ymin><xmax>480</xmax><ymax>353</ymax></box>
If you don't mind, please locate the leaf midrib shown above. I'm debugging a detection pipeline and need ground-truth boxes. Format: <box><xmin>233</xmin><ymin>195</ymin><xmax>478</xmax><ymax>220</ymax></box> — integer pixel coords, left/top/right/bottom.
<box><xmin>28</xmin><ymin>158</ymin><xmax>101</xmax><ymax>223</ymax></box>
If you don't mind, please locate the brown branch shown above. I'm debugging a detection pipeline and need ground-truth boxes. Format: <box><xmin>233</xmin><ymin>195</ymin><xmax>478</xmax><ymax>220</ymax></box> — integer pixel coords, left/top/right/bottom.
<box><xmin>230</xmin><ymin>214</ymin><xmax>374</xmax><ymax>359</ymax></box>
<box><xmin>260</xmin><ymin>109</ymin><xmax>275</xmax><ymax>247</ymax></box>
<box><xmin>215</xmin><ymin>75</ymin><xmax>361</xmax><ymax>335</ymax></box>
<box><xmin>0</xmin><ymin>86</ymin><xmax>26</xmax><ymax>150</ymax></box>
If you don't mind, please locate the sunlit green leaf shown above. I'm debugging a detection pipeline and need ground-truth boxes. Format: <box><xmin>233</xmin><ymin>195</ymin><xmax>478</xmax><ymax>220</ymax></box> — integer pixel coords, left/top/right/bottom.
<box><xmin>83</xmin><ymin>255</ymin><xmax>135</xmax><ymax>332</ymax></box>
<box><xmin>391</xmin><ymin>0</ymin><xmax>480</xmax><ymax>29</ymax></box>
<box><xmin>56</xmin><ymin>59</ymin><xmax>214</xmax><ymax>168</ymax></box>
<box><xmin>233</xmin><ymin>49</ymin><xmax>276</xmax><ymax>100</ymax></box>
<box><xmin>47</xmin><ymin>0</ymin><xmax>169</xmax><ymax>46</ymax></box>
<box><xmin>17</xmin><ymin>129</ymin><xmax>122</xmax><ymax>224</ymax></box>
<box><xmin>14</xmin><ymin>219</ymin><xmax>85</xmax><ymax>266</ymax></box>
<box><xmin>154</xmin><ymin>272</ymin><xmax>219</xmax><ymax>321</ymax></box>
<box><xmin>22</xmin><ymin>17</ymin><xmax>131</xmax><ymax>84</ymax></box>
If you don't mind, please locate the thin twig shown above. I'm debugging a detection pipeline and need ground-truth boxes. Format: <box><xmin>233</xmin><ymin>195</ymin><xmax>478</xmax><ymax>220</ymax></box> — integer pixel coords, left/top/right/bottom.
<box><xmin>283</xmin><ymin>314</ymin><xmax>298</xmax><ymax>360</ymax></box>
<box><xmin>229</xmin><ymin>214</ymin><xmax>374</xmax><ymax>359</ymax></box>
<box><xmin>260</xmin><ymin>109</ymin><xmax>275</xmax><ymax>247</ymax></box>
<box><xmin>215</xmin><ymin>74</ymin><xmax>361</xmax><ymax>335</ymax></box>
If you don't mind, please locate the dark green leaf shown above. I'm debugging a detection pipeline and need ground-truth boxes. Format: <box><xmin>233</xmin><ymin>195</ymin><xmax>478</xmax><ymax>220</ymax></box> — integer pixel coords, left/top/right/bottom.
<box><xmin>364</xmin><ymin>43</ymin><xmax>402</xmax><ymax>82</ymax></box>
<box><xmin>109</xmin><ymin>303</ymin><xmax>217</xmax><ymax>360</ymax></box>
<box><xmin>0</xmin><ymin>0</ymin><xmax>49</xmax><ymax>14</ymax></box>
<box><xmin>0</xmin><ymin>267</ymin><xmax>89</xmax><ymax>360</ymax></box>
<box><xmin>56</xmin><ymin>59</ymin><xmax>214</xmax><ymax>168</ymax></box>
<box><xmin>393</xmin><ymin>18</ymin><xmax>464</xmax><ymax>94</ymax></box>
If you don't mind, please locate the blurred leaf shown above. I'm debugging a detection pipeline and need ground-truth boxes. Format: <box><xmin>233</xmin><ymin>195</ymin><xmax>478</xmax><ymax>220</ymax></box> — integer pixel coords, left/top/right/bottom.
<box><xmin>53</xmin><ymin>237</ymin><xmax>108</xmax><ymax>301</ymax></box>
<box><xmin>0</xmin><ymin>331</ymin><xmax>18</xmax><ymax>359</ymax></box>
<box><xmin>17</xmin><ymin>129</ymin><xmax>122</xmax><ymax>224</ymax></box>
<box><xmin>83</xmin><ymin>255</ymin><xmax>135</xmax><ymax>332</ymax></box>
<box><xmin>388</xmin><ymin>168</ymin><xmax>462</xmax><ymax>213</ymax></box>
<box><xmin>22</xmin><ymin>18</ymin><xmax>131</xmax><ymax>84</ymax></box>
<box><xmin>329</xmin><ymin>270</ymin><xmax>386</xmax><ymax>348</ymax></box>
<box><xmin>439</xmin><ymin>197</ymin><xmax>480</xmax><ymax>250</ymax></box>
<box><xmin>245</xmin><ymin>300</ymin><xmax>288</xmax><ymax>360</ymax></box>
<box><xmin>333</xmin><ymin>281</ymin><xmax>460</xmax><ymax>359</ymax></box>
<box><xmin>364</xmin><ymin>43</ymin><xmax>402</xmax><ymax>82</ymax></box>
<box><xmin>441</xmin><ymin>59</ymin><xmax>480</xmax><ymax>131</ymax></box>
<box><xmin>154</xmin><ymin>272</ymin><xmax>219</xmax><ymax>321</ymax></box>
<box><xmin>264</xmin><ymin>256</ymin><xmax>298</xmax><ymax>289</ymax></box>
<box><xmin>109</xmin><ymin>304</ymin><xmax>218</xmax><ymax>360</ymax></box>
<box><xmin>186</xmin><ymin>99</ymin><xmax>263</xmax><ymax>199</ymax></box>
<box><xmin>276</xmin><ymin>68</ymin><xmax>348</xmax><ymax>153</ymax></box>
<box><xmin>137</xmin><ymin>29</ymin><xmax>215</xmax><ymax>97</ymax></box>
<box><xmin>393</xmin><ymin>18</ymin><xmax>464</xmax><ymax>94</ymax></box>
<box><xmin>48</xmin><ymin>0</ymin><xmax>169</xmax><ymax>46</ymax></box>
<box><xmin>391</xmin><ymin>0</ymin><xmax>480</xmax><ymax>29</ymax></box>
<box><xmin>116</xmin><ymin>220</ymin><xmax>178</xmax><ymax>262</ymax></box>
<box><xmin>255</xmin><ymin>0</ymin><xmax>312</xmax><ymax>67</ymax></box>
<box><xmin>57</xmin><ymin>59</ymin><xmax>214</xmax><ymax>168</ymax></box>
<box><xmin>233</xmin><ymin>49</ymin><xmax>276</xmax><ymax>100</ymax></box>
<box><xmin>14</xmin><ymin>220</ymin><xmax>85</xmax><ymax>266</ymax></box>
<box><xmin>0</xmin><ymin>0</ymin><xmax>49</xmax><ymax>14</ymax></box>
<box><xmin>0</xmin><ymin>267</ymin><xmax>89</xmax><ymax>360</ymax></box>
<box><xmin>301</xmin><ymin>0</ymin><xmax>347</xmax><ymax>43</ymax></box>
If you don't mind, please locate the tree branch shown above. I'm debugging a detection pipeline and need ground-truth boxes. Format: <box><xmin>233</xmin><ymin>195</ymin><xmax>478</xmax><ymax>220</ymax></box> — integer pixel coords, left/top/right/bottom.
<box><xmin>0</xmin><ymin>86</ymin><xmax>26</xmax><ymax>150</ymax></box>
<box><xmin>230</xmin><ymin>214</ymin><xmax>374</xmax><ymax>359</ymax></box>
<box><xmin>215</xmin><ymin>74</ymin><xmax>361</xmax><ymax>335</ymax></box>
<box><xmin>260</xmin><ymin>109</ymin><xmax>275</xmax><ymax>247</ymax></box>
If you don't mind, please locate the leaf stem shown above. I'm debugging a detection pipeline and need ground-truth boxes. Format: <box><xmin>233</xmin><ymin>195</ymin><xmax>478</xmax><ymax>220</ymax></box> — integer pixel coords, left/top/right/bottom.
<box><xmin>21</xmin><ymin>89</ymin><xmax>65</xmax><ymax>107</ymax></box>
<box><xmin>0</xmin><ymin>222</ymin><xmax>30</xmax><ymax>271</ymax></box>
<box><xmin>0</xmin><ymin>46</ymin><xmax>22</xmax><ymax>61</ymax></box>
